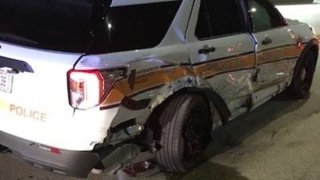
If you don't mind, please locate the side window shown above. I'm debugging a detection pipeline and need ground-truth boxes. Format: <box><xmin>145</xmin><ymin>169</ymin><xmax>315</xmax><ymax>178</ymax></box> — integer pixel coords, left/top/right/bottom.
<box><xmin>195</xmin><ymin>0</ymin><xmax>244</xmax><ymax>39</ymax></box>
<box><xmin>247</xmin><ymin>0</ymin><xmax>285</xmax><ymax>32</ymax></box>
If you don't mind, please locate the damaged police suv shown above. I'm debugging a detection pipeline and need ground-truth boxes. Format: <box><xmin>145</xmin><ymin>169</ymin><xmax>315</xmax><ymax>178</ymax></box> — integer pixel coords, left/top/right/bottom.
<box><xmin>0</xmin><ymin>0</ymin><xmax>318</xmax><ymax>178</ymax></box>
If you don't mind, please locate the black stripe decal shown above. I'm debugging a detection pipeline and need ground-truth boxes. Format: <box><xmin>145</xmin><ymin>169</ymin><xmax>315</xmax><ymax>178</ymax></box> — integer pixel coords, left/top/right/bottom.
<box><xmin>258</xmin><ymin>56</ymin><xmax>299</xmax><ymax>65</ymax></box>
<box><xmin>256</xmin><ymin>43</ymin><xmax>306</xmax><ymax>53</ymax></box>
<box><xmin>122</xmin><ymin>97</ymin><xmax>151</xmax><ymax>111</ymax></box>
<box><xmin>100</xmin><ymin>85</ymin><xmax>164</xmax><ymax>110</ymax></box>
<box><xmin>204</xmin><ymin>67</ymin><xmax>253</xmax><ymax>80</ymax></box>
<box><xmin>100</xmin><ymin>104</ymin><xmax>120</xmax><ymax>110</ymax></box>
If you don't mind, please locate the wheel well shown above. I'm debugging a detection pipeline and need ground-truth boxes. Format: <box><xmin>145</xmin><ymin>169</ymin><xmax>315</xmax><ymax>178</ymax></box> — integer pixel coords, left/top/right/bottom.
<box><xmin>292</xmin><ymin>39</ymin><xmax>319</xmax><ymax>79</ymax></box>
<box><xmin>310</xmin><ymin>44</ymin><xmax>319</xmax><ymax>64</ymax></box>
<box><xmin>303</xmin><ymin>39</ymin><xmax>319</xmax><ymax>64</ymax></box>
<box><xmin>143</xmin><ymin>88</ymin><xmax>231</xmax><ymax>141</ymax></box>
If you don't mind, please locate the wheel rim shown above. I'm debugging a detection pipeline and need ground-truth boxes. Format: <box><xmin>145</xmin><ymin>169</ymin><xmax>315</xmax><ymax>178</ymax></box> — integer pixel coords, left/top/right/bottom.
<box><xmin>300</xmin><ymin>68</ymin><xmax>307</xmax><ymax>82</ymax></box>
<box><xmin>183</xmin><ymin>109</ymin><xmax>209</xmax><ymax>162</ymax></box>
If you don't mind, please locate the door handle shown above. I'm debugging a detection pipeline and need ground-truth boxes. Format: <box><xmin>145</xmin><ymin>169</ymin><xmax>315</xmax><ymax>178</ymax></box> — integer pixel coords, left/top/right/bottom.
<box><xmin>198</xmin><ymin>45</ymin><xmax>216</xmax><ymax>54</ymax></box>
<box><xmin>261</xmin><ymin>37</ymin><xmax>272</xmax><ymax>45</ymax></box>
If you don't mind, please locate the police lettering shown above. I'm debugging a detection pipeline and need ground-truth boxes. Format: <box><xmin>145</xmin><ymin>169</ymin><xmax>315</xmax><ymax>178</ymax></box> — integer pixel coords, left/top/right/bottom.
<box><xmin>9</xmin><ymin>104</ymin><xmax>47</xmax><ymax>121</ymax></box>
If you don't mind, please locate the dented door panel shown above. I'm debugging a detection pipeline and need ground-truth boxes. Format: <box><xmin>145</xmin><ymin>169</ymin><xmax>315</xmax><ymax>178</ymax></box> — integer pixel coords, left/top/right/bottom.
<box><xmin>186</xmin><ymin>0</ymin><xmax>256</xmax><ymax>116</ymax></box>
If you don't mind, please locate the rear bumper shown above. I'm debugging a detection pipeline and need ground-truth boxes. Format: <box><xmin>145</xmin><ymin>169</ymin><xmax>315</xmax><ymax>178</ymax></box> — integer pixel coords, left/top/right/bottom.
<box><xmin>0</xmin><ymin>131</ymin><xmax>100</xmax><ymax>178</ymax></box>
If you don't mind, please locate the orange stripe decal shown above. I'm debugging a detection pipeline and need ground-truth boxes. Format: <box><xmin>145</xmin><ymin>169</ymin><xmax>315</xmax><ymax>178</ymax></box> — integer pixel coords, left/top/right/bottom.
<box><xmin>100</xmin><ymin>66</ymin><xmax>193</xmax><ymax>107</ymax></box>
<box><xmin>257</xmin><ymin>45</ymin><xmax>303</xmax><ymax>64</ymax></box>
<box><xmin>100</xmin><ymin>45</ymin><xmax>304</xmax><ymax>109</ymax></box>
<box><xmin>193</xmin><ymin>54</ymin><xmax>256</xmax><ymax>79</ymax></box>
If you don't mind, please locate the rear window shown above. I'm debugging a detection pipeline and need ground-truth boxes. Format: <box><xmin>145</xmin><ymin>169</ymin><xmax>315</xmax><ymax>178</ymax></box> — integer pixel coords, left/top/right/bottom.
<box><xmin>0</xmin><ymin>1</ymin><xmax>181</xmax><ymax>54</ymax></box>
<box><xmin>89</xmin><ymin>2</ymin><xmax>181</xmax><ymax>54</ymax></box>
<box><xmin>0</xmin><ymin>0</ymin><xmax>95</xmax><ymax>53</ymax></box>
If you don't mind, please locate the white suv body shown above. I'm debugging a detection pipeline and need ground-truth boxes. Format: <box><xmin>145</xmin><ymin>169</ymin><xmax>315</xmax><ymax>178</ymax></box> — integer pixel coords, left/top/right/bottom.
<box><xmin>0</xmin><ymin>0</ymin><xmax>318</xmax><ymax>177</ymax></box>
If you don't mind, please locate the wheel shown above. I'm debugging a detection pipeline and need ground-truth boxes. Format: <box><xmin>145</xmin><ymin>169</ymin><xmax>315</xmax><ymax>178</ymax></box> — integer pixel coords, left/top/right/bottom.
<box><xmin>156</xmin><ymin>94</ymin><xmax>212</xmax><ymax>172</ymax></box>
<box><xmin>287</xmin><ymin>50</ymin><xmax>316</xmax><ymax>99</ymax></box>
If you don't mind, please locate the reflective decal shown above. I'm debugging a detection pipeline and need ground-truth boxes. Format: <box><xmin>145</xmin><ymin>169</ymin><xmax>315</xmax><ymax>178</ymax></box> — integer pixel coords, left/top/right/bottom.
<box><xmin>0</xmin><ymin>99</ymin><xmax>8</xmax><ymax>110</ymax></box>
<box><xmin>9</xmin><ymin>104</ymin><xmax>47</xmax><ymax>121</ymax></box>
<box><xmin>193</xmin><ymin>54</ymin><xmax>255</xmax><ymax>79</ymax></box>
<box><xmin>100</xmin><ymin>66</ymin><xmax>192</xmax><ymax>108</ymax></box>
<box><xmin>99</xmin><ymin>45</ymin><xmax>304</xmax><ymax>110</ymax></box>
<box><xmin>257</xmin><ymin>45</ymin><xmax>304</xmax><ymax>64</ymax></box>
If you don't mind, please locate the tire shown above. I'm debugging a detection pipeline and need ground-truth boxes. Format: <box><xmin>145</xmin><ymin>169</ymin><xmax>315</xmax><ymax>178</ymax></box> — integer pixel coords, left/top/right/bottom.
<box><xmin>287</xmin><ymin>50</ymin><xmax>316</xmax><ymax>99</ymax></box>
<box><xmin>156</xmin><ymin>94</ymin><xmax>212</xmax><ymax>172</ymax></box>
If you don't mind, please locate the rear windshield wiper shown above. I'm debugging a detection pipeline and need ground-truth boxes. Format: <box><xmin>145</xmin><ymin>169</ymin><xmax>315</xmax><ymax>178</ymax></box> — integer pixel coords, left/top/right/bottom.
<box><xmin>0</xmin><ymin>33</ymin><xmax>39</xmax><ymax>45</ymax></box>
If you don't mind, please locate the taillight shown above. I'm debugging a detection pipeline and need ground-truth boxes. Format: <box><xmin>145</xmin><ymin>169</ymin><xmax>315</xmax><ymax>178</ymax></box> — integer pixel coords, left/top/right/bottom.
<box><xmin>68</xmin><ymin>70</ymin><xmax>104</xmax><ymax>109</ymax></box>
<box><xmin>67</xmin><ymin>68</ymin><xmax>126</xmax><ymax>109</ymax></box>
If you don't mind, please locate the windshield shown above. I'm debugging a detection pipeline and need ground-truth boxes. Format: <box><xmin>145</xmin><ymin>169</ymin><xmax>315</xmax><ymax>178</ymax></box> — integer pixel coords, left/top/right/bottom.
<box><xmin>0</xmin><ymin>1</ymin><xmax>180</xmax><ymax>54</ymax></box>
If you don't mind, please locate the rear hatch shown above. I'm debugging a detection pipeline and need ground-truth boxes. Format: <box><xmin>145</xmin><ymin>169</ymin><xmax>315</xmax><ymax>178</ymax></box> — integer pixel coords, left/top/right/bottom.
<box><xmin>0</xmin><ymin>43</ymin><xmax>80</xmax><ymax>144</ymax></box>
<box><xmin>0</xmin><ymin>0</ymin><xmax>104</xmax><ymax>149</ymax></box>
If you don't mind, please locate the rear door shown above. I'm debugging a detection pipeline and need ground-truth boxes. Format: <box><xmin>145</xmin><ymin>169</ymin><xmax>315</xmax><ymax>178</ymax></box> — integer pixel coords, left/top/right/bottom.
<box><xmin>187</xmin><ymin>0</ymin><xmax>256</xmax><ymax>115</ymax></box>
<box><xmin>246</xmin><ymin>0</ymin><xmax>299</xmax><ymax>89</ymax></box>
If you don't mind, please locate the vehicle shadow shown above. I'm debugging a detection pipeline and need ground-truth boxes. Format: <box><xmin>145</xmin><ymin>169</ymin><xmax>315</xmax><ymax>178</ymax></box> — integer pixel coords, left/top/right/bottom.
<box><xmin>206</xmin><ymin>92</ymin><xmax>317</xmax><ymax>156</ymax></box>
<box><xmin>165</xmin><ymin>162</ymin><xmax>249</xmax><ymax>180</ymax></box>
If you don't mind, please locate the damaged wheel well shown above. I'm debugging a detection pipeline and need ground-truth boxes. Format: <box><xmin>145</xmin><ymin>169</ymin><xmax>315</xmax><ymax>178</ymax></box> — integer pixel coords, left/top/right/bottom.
<box><xmin>142</xmin><ymin>88</ymin><xmax>231</xmax><ymax>142</ymax></box>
